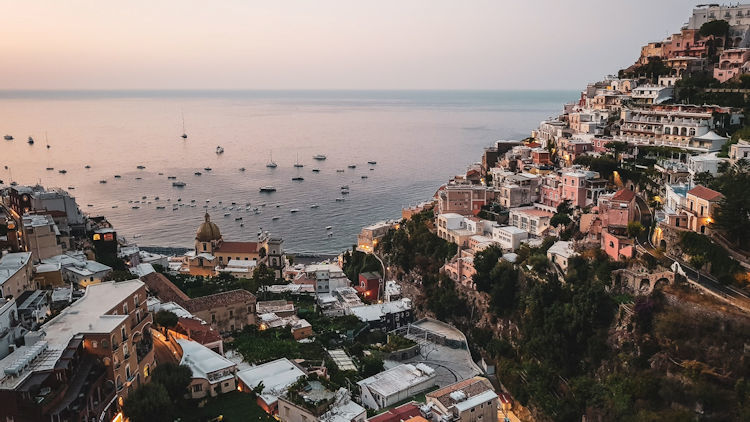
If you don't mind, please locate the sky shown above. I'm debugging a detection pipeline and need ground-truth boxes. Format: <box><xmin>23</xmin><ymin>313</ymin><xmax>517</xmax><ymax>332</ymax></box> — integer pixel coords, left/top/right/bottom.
<box><xmin>0</xmin><ymin>0</ymin><xmax>706</xmax><ymax>90</ymax></box>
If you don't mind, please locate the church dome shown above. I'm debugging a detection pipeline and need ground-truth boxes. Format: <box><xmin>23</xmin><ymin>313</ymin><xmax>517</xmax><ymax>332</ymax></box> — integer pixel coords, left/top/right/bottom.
<box><xmin>196</xmin><ymin>213</ymin><xmax>222</xmax><ymax>242</ymax></box>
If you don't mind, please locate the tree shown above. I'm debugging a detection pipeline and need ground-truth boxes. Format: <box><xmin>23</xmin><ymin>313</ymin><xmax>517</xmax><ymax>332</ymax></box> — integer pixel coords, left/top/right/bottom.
<box><xmin>150</xmin><ymin>363</ymin><xmax>192</xmax><ymax>402</ymax></box>
<box><xmin>693</xmin><ymin>171</ymin><xmax>714</xmax><ymax>187</ymax></box>
<box><xmin>605</xmin><ymin>141</ymin><xmax>629</xmax><ymax>162</ymax></box>
<box><xmin>252</xmin><ymin>262</ymin><xmax>276</xmax><ymax>286</ymax></box>
<box><xmin>123</xmin><ymin>382</ymin><xmax>173</xmax><ymax>422</ymax></box>
<box><xmin>360</xmin><ymin>355</ymin><xmax>384</xmax><ymax>377</ymax></box>
<box><xmin>699</xmin><ymin>19</ymin><xmax>729</xmax><ymax>38</ymax></box>
<box><xmin>627</xmin><ymin>221</ymin><xmax>644</xmax><ymax>239</ymax></box>
<box><xmin>711</xmin><ymin>160</ymin><xmax>750</xmax><ymax>249</ymax></box>
<box><xmin>551</xmin><ymin>213</ymin><xmax>572</xmax><ymax>228</ymax></box>
<box><xmin>472</xmin><ymin>245</ymin><xmax>503</xmax><ymax>292</ymax></box>
<box><xmin>154</xmin><ymin>310</ymin><xmax>178</xmax><ymax>329</ymax></box>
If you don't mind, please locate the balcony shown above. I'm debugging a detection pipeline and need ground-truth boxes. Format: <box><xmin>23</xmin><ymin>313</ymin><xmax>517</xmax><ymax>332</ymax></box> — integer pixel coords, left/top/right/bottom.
<box><xmin>135</xmin><ymin>331</ymin><xmax>154</xmax><ymax>363</ymax></box>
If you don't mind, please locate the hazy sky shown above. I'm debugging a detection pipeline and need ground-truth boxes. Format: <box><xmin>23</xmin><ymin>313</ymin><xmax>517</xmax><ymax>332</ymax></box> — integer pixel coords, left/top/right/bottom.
<box><xmin>0</xmin><ymin>0</ymin><xmax>704</xmax><ymax>90</ymax></box>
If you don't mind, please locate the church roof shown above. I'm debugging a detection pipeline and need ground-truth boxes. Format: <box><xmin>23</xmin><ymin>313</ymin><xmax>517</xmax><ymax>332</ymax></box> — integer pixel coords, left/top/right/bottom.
<box><xmin>196</xmin><ymin>213</ymin><xmax>222</xmax><ymax>242</ymax></box>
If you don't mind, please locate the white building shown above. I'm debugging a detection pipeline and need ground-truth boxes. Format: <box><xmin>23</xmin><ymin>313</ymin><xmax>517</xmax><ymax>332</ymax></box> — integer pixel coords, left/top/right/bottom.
<box><xmin>631</xmin><ymin>85</ymin><xmax>674</xmax><ymax>104</ymax></box>
<box><xmin>491</xmin><ymin>226</ymin><xmax>528</xmax><ymax>251</ymax></box>
<box><xmin>217</xmin><ymin>259</ymin><xmax>257</xmax><ymax>278</ymax></box>
<box><xmin>547</xmin><ymin>241</ymin><xmax>578</xmax><ymax>273</ymax></box>
<box><xmin>425</xmin><ymin>377</ymin><xmax>499</xmax><ymax>422</ymax></box>
<box><xmin>357</xmin><ymin>363</ymin><xmax>437</xmax><ymax>410</ymax></box>
<box><xmin>0</xmin><ymin>298</ymin><xmax>23</xmax><ymax>360</ymax></box>
<box><xmin>304</xmin><ymin>263</ymin><xmax>351</xmax><ymax>295</ymax></box>
<box><xmin>236</xmin><ymin>357</ymin><xmax>306</xmax><ymax>410</ymax></box>
<box><xmin>28</xmin><ymin>187</ymin><xmax>85</xmax><ymax>226</ymax></box>
<box><xmin>730</xmin><ymin>139</ymin><xmax>750</xmax><ymax>163</ymax></box>
<box><xmin>177</xmin><ymin>338</ymin><xmax>237</xmax><ymax>399</ymax></box>
<box><xmin>348</xmin><ymin>298</ymin><xmax>412</xmax><ymax>331</ymax></box>
<box><xmin>687</xmin><ymin>152</ymin><xmax>728</xmax><ymax>177</ymax></box>
<box><xmin>508</xmin><ymin>205</ymin><xmax>554</xmax><ymax>237</ymax></box>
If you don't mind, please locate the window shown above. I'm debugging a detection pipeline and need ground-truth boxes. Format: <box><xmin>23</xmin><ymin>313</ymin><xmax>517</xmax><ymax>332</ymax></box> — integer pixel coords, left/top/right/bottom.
<box><xmin>193</xmin><ymin>384</ymin><xmax>202</xmax><ymax>392</ymax></box>
<box><xmin>92</xmin><ymin>341</ymin><xmax>98</xmax><ymax>348</ymax></box>
<box><xmin>144</xmin><ymin>365</ymin><xmax>150</xmax><ymax>378</ymax></box>
<box><xmin>229</xmin><ymin>309</ymin><xmax>233</xmax><ymax>318</ymax></box>
<box><xmin>121</xmin><ymin>326</ymin><xmax>126</xmax><ymax>340</ymax></box>
<box><xmin>211</xmin><ymin>314</ymin><xmax>216</xmax><ymax>322</ymax></box>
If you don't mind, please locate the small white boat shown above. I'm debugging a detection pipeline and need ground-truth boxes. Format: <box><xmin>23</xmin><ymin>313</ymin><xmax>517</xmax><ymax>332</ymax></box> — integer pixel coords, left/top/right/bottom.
<box><xmin>235</xmin><ymin>217</ymin><xmax>243</xmax><ymax>221</ymax></box>
<box><xmin>310</xmin><ymin>204</ymin><xmax>319</xmax><ymax>209</ymax></box>
<box><xmin>137</xmin><ymin>165</ymin><xmax>145</xmax><ymax>169</ymax></box>
<box><xmin>99</xmin><ymin>180</ymin><xmax>107</xmax><ymax>184</ymax></box>
<box><xmin>133</xmin><ymin>234</ymin><xmax>142</xmax><ymax>238</ymax></box>
<box><xmin>326</xmin><ymin>226</ymin><xmax>332</xmax><ymax>230</ymax></box>
<box><xmin>266</xmin><ymin>151</ymin><xmax>278</xmax><ymax>168</ymax></box>
<box><xmin>312</xmin><ymin>168</ymin><xmax>320</xmax><ymax>173</ymax></box>
<box><xmin>224</xmin><ymin>213</ymin><xmax>231</xmax><ymax>217</ymax></box>
<box><xmin>336</xmin><ymin>169</ymin><xmax>345</xmax><ymax>172</ymax></box>
<box><xmin>293</xmin><ymin>153</ymin><xmax>303</xmax><ymax>168</ymax></box>
<box><xmin>156</xmin><ymin>206</ymin><xmax>165</xmax><ymax>210</ymax></box>
<box><xmin>131</xmin><ymin>206</ymin><xmax>140</xmax><ymax>209</ymax></box>
<box><xmin>216</xmin><ymin>146</ymin><xmax>224</xmax><ymax>154</ymax></box>
<box><xmin>313</xmin><ymin>154</ymin><xmax>327</xmax><ymax>160</ymax></box>
<box><xmin>361</xmin><ymin>175</ymin><xmax>368</xmax><ymax>179</ymax></box>
<box><xmin>112</xmin><ymin>205</ymin><xmax>118</xmax><ymax>208</ymax></box>
<box><xmin>114</xmin><ymin>175</ymin><xmax>121</xmax><ymax>178</ymax></box>
<box><xmin>368</xmin><ymin>161</ymin><xmax>377</xmax><ymax>165</ymax></box>
<box><xmin>290</xmin><ymin>209</ymin><xmax>299</xmax><ymax>213</ymax></box>
<box><xmin>335</xmin><ymin>197</ymin><xmax>345</xmax><ymax>202</ymax></box>
<box><xmin>85</xmin><ymin>165</ymin><xmax>91</xmax><ymax>169</ymax></box>
<box><xmin>340</xmin><ymin>185</ymin><xmax>349</xmax><ymax>190</ymax></box>
<box><xmin>260</xmin><ymin>186</ymin><xmax>276</xmax><ymax>193</ymax></box>
<box><xmin>348</xmin><ymin>164</ymin><xmax>356</xmax><ymax>169</ymax></box>
<box><xmin>172</xmin><ymin>181</ymin><xmax>186</xmax><ymax>187</ymax></box>
<box><xmin>239</xmin><ymin>167</ymin><xmax>246</xmax><ymax>172</ymax></box>
<box><xmin>272</xmin><ymin>216</ymin><xmax>280</xmax><ymax>220</ymax></box>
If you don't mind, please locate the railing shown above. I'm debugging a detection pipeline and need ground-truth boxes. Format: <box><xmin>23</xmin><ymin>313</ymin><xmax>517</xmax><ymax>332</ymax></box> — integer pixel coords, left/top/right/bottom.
<box><xmin>116</xmin><ymin>383</ymin><xmax>123</xmax><ymax>392</ymax></box>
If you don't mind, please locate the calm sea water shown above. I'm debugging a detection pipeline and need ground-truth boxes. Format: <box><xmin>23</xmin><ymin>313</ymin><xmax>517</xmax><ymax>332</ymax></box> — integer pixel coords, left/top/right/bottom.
<box><xmin>0</xmin><ymin>90</ymin><xmax>574</xmax><ymax>254</ymax></box>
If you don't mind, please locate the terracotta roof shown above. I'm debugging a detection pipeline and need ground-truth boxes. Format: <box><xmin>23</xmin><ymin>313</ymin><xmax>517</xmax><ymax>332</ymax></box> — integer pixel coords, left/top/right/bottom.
<box><xmin>368</xmin><ymin>403</ymin><xmax>421</xmax><ymax>422</ymax></box>
<box><xmin>141</xmin><ymin>272</ymin><xmax>190</xmax><ymax>306</ymax></box>
<box><xmin>611</xmin><ymin>189</ymin><xmax>635</xmax><ymax>203</ymax></box>
<box><xmin>185</xmin><ymin>289</ymin><xmax>256</xmax><ymax>313</ymax></box>
<box><xmin>176</xmin><ymin>317</ymin><xmax>222</xmax><ymax>345</ymax></box>
<box><xmin>214</xmin><ymin>241</ymin><xmax>258</xmax><ymax>254</ymax></box>
<box><xmin>426</xmin><ymin>377</ymin><xmax>494</xmax><ymax>410</ymax></box>
<box><xmin>687</xmin><ymin>185</ymin><xmax>723</xmax><ymax>202</ymax></box>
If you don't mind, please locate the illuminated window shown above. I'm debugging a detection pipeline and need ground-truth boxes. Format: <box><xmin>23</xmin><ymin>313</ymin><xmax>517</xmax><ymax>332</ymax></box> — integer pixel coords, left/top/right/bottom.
<box><xmin>143</xmin><ymin>365</ymin><xmax>150</xmax><ymax>378</ymax></box>
<box><xmin>93</xmin><ymin>234</ymin><xmax>101</xmax><ymax>241</ymax></box>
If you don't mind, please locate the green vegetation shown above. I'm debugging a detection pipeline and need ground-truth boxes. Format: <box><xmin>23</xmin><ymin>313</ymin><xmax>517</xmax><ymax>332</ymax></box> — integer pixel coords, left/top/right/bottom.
<box><xmin>379</xmin><ymin>209</ymin><xmax>456</xmax><ymax>274</ymax></box>
<box><xmin>157</xmin><ymin>270</ymin><xmax>262</xmax><ymax>297</ymax></box>
<box><xmin>231</xmin><ymin>326</ymin><xmax>325</xmax><ymax>364</ymax></box>
<box><xmin>380</xmin><ymin>334</ymin><xmax>417</xmax><ymax>352</ymax></box>
<box><xmin>123</xmin><ymin>363</ymin><xmax>192</xmax><ymax>422</ymax></box>
<box><xmin>709</xmin><ymin>160</ymin><xmax>750</xmax><ymax>250</ymax></box>
<box><xmin>619</xmin><ymin>57</ymin><xmax>671</xmax><ymax>80</ymax></box>
<box><xmin>153</xmin><ymin>309</ymin><xmax>178</xmax><ymax>329</ymax></box>
<box><xmin>342</xmin><ymin>247</ymin><xmax>382</xmax><ymax>282</ymax></box>
<box><xmin>196</xmin><ymin>391</ymin><xmax>275</xmax><ymax>422</ymax></box>
<box><xmin>699</xmin><ymin>19</ymin><xmax>730</xmax><ymax>37</ymax></box>
<box><xmin>678</xmin><ymin>231</ymin><xmax>741</xmax><ymax>284</ymax></box>
<box><xmin>573</xmin><ymin>155</ymin><xmax>618</xmax><ymax>180</ymax></box>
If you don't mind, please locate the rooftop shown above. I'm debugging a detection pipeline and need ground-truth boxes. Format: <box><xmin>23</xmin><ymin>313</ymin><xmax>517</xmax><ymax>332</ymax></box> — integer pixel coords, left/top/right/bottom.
<box><xmin>237</xmin><ymin>358</ymin><xmax>306</xmax><ymax>405</ymax></box>
<box><xmin>214</xmin><ymin>241</ymin><xmax>258</xmax><ymax>254</ymax></box>
<box><xmin>42</xmin><ymin>280</ymin><xmax>144</xmax><ymax>348</ymax></box>
<box><xmin>687</xmin><ymin>185</ymin><xmax>724</xmax><ymax>202</ymax></box>
<box><xmin>349</xmin><ymin>299</ymin><xmax>411</xmax><ymax>322</ymax></box>
<box><xmin>185</xmin><ymin>289</ymin><xmax>256</xmax><ymax>313</ymax></box>
<box><xmin>178</xmin><ymin>339</ymin><xmax>236</xmax><ymax>383</ymax></box>
<box><xmin>357</xmin><ymin>363</ymin><xmax>436</xmax><ymax>398</ymax></box>
<box><xmin>426</xmin><ymin>377</ymin><xmax>495</xmax><ymax>411</ymax></box>
<box><xmin>0</xmin><ymin>252</ymin><xmax>31</xmax><ymax>289</ymax></box>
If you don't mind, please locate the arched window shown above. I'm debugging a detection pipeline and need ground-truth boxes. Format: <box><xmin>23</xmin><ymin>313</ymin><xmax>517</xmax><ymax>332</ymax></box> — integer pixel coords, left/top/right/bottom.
<box><xmin>681</xmin><ymin>127</ymin><xmax>688</xmax><ymax>136</ymax></box>
<box><xmin>689</xmin><ymin>128</ymin><xmax>696</xmax><ymax>136</ymax></box>
<box><xmin>664</xmin><ymin>127</ymin><xmax>671</xmax><ymax>135</ymax></box>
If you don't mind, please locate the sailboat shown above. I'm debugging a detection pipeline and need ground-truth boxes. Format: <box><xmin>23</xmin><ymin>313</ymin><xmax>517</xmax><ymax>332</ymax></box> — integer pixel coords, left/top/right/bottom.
<box><xmin>180</xmin><ymin>112</ymin><xmax>187</xmax><ymax>139</ymax></box>
<box><xmin>293</xmin><ymin>153</ymin><xmax>303</xmax><ymax>168</ymax></box>
<box><xmin>266</xmin><ymin>151</ymin><xmax>278</xmax><ymax>168</ymax></box>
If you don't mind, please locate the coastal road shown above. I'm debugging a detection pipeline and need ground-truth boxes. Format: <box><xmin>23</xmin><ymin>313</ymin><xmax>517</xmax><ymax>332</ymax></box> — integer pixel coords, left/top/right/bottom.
<box><xmin>636</xmin><ymin>241</ymin><xmax>750</xmax><ymax>312</ymax></box>
<box><xmin>153</xmin><ymin>332</ymin><xmax>179</xmax><ymax>365</ymax></box>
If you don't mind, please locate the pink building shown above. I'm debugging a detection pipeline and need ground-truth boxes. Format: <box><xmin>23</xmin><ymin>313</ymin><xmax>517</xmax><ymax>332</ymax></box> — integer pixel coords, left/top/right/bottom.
<box><xmin>441</xmin><ymin>249</ymin><xmax>476</xmax><ymax>288</ymax></box>
<box><xmin>539</xmin><ymin>174</ymin><xmax>563</xmax><ymax>207</ymax></box>
<box><xmin>713</xmin><ymin>48</ymin><xmax>750</xmax><ymax>83</ymax></box>
<box><xmin>599</xmin><ymin>189</ymin><xmax>638</xmax><ymax>261</ymax></box>
<box><xmin>592</xmin><ymin>137</ymin><xmax>614</xmax><ymax>154</ymax></box>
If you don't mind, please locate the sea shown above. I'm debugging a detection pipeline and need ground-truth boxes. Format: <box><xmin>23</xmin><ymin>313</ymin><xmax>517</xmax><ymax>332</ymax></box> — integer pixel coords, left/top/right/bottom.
<box><xmin>0</xmin><ymin>90</ymin><xmax>575</xmax><ymax>255</ymax></box>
